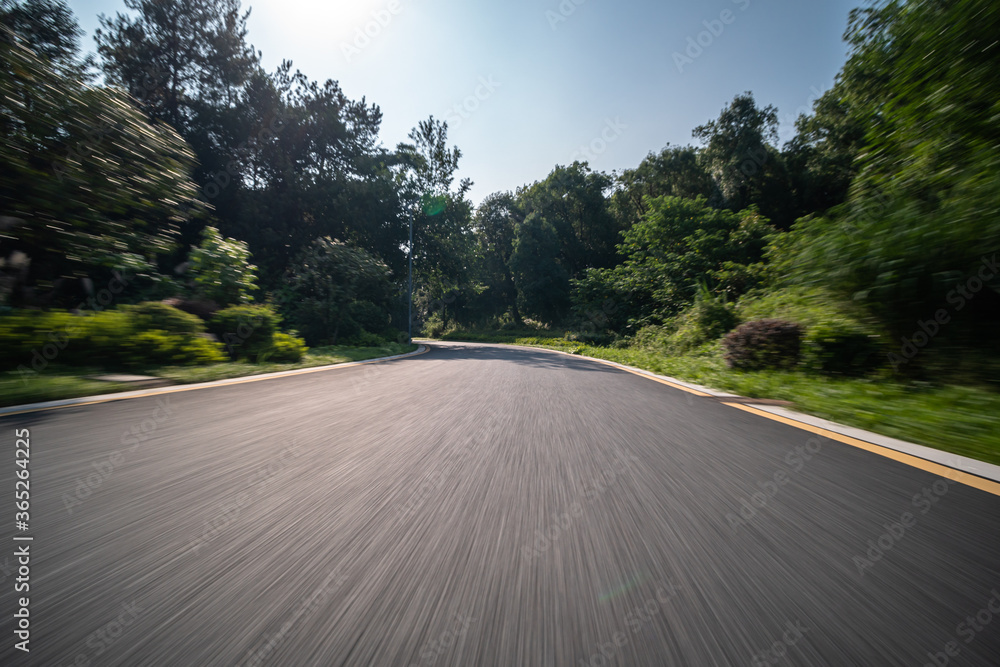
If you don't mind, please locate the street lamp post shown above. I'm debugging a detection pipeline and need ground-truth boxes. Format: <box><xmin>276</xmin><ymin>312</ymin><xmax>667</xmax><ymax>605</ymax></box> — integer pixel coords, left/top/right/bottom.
<box><xmin>407</xmin><ymin>204</ymin><xmax>414</xmax><ymax>344</ymax></box>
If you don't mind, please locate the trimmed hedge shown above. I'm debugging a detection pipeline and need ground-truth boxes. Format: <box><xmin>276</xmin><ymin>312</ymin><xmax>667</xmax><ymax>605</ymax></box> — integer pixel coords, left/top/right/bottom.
<box><xmin>0</xmin><ymin>306</ymin><xmax>226</xmax><ymax>371</ymax></box>
<box><xmin>123</xmin><ymin>302</ymin><xmax>206</xmax><ymax>337</ymax></box>
<box><xmin>209</xmin><ymin>305</ymin><xmax>280</xmax><ymax>360</ymax></box>
<box><xmin>723</xmin><ymin>319</ymin><xmax>803</xmax><ymax>370</ymax></box>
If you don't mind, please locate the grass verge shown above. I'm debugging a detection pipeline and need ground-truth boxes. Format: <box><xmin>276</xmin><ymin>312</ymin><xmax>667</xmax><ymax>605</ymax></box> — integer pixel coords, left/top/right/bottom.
<box><xmin>441</xmin><ymin>329</ymin><xmax>1000</xmax><ymax>467</ymax></box>
<box><xmin>0</xmin><ymin>343</ymin><xmax>418</xmax><ymax>409</ymax></box>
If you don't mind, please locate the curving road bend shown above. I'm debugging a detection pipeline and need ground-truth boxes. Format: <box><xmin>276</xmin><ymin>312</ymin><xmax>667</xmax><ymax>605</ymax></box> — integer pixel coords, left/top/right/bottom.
<box><xmin>1</xmin><ymin>341</ymin><xmax>999</xmax><ymax>666</ymax></box>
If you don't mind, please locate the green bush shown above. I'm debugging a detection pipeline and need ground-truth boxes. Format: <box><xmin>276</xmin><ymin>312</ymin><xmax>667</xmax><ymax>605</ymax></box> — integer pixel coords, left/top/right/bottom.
<box><xmin>209</xmin><ymin>305</ymin><xmax>280</xmax><ymax>361</ymax></box>
<box><xmin>343</xmin><ymin>330</ymin><xmax>387</xmax><ymax>347</ymax></box>
<box><xmin>563</xmin><ymin>329</ymin><xmax>614</xmax><ymax>346</ymax></box>
<box><xmin>0</xmin><ymin>308</ymin><xmax>226</xmax><ymax>370</ymax></box>
<box><xmin>723</xmin><ymin>319</ymin><xmax>803</xmax><ymax>370</ymax></box>
<box><xmin>267</xmin><ymin>332</ymin><xmax>308</xmax><ymax>362</ymax></box>
<box><xmin>422</xmin><ymin>314</ymin><xmax>445</xmax><ymax>338</ymax></box>
<box><xmin>0</xmin><ymin>311</ymin><xmax>79</xmax><ymax>369</ymax></box>
<box><xmin>629</xmin><ymin>324</ymin><xmax>672</xmax><ymax>351</ymax></box>
<box><xmin>667</xmin><ymin>294</ymin><xmax>740</xmax><ymax>353</ymax></box>
<box><xmin>803</xmin><ymin>322</ymin><xmax>884</xmax><ymax>377</ymax></box>
<box><xmin>124</xmin><ymin>302</ymin><xmax>205</xmax><ymax>336</ymax></box>
<box><xmin>626</xmin><ymin>292</ymin><xmax>739</xmax><ymax>355</ymax></box>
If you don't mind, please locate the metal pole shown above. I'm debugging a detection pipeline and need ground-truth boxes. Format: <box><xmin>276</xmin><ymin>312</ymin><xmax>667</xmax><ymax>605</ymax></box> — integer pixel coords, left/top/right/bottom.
<box><xmin>407</xmin><ymin>205</ymin><xmax>413</xmax><ymax>344</ymax></box>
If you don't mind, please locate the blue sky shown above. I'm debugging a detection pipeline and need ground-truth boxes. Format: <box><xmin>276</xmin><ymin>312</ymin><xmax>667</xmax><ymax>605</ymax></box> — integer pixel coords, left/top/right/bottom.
<box><xmin>68</xmin><ymin>0</ymin><xmax>859</xmax><ymax>206</ymax></box>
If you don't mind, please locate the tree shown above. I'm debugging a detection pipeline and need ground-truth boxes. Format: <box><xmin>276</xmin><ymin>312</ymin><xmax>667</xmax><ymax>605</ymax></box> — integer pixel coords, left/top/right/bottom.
<box><xmin>279</xmin><ymin>238</ymin><xmax>395</xmax><ymax>345</ymax></box>
<box><xmin>1</xmin><ymin>27</ymin><xmax>203</xmax><ymax>305</ymax></box>
<box><xmin>693</xmin><ymin>92</ymin><xmax>791</xmax><ymax>226</ymax></box>
<box><xmin>517</xmin><ymin>162</ymin><xmax>620</xmax><ymax>276</ymax></box>
<box><xmin>396</xmin><ymin>116</ymin><xmax>476</xmax><ymax>325</ymax></box>
<box><xmin>611</xmin><ymin>144</ymin><xmax>717</xmax><ymax>230</ymax></box>
<box><xmin>398</xmin><ymin>116</ymin><xmax>471</xmax><ymax>199</ymax></box>
<box><xmin>95</xmin><ymin>0</ymin><xmax>257</xmax><ymax>134</ymax></box>
<box><xmin>780</xmin><ymin>0</ymin><xmax>1000</xmax><ymax>374</ymax></box>
<box><xmin>572</xmin><ymin>196</ymin><xmax>773</xmax><ymax>332</ymax></box>
<box><xmin>188</xmin><ymin>226</ymin><xmax>258</xmax><ymax>306</ymax></box>
<box><xmin>0</xmin><ymin>0</ymin><xmax>82</xmax><ymax>69</ymax></box>
<box><xmin>215</xmin><ymin>61</ymin><xmax>403</xmax><ymax>288</ymax></box>
<box><xmin>509</xmin><ymin>213</ymin><xmax>571</xmax><ymax>323</ymax></box>
<box><xmin>782</xmin><ymin>89</ymin><xmax>865</xmax><ymax>216</ymax></box>
<box><xmin>474</xmin><ymin>192</ymin><xmax>523</xmax><ymax>324</ymax></box>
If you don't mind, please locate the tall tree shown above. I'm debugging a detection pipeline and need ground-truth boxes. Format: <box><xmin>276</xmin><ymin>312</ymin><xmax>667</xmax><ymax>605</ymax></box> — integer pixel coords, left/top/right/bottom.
<box><xmin>396</xmin><ymin>117</ymin><xmax>476</xmax><ymax>322</ymax></box>
<box><xmin>782</xmin><ymin>0</ymin><xmax>1000</xmax><ymax>369</ymax></box>
<box><xmin>611</xmin><ymin>145</ymin><xmax>717</xmax><ymax>229</ymax></box>
<box><xmin>693</xmin><ymin>92</ymin><xmax>791</xmax><ymax>226</ymax></box>
<box><xmin>474</xmin><ymin>191</ymin><xmax>523</xmax><ymax>324</ymax></box>
<box><xmin>1</xmin><ymin>27</ymin><xmax>202</xmax><ymax>304</ymax></box>
<box><xmin>95</xmin><ymin>0</ymin><xmax>257</xmax><ymax>134</ymax></box>
<box><xmin>0</xmin><ymin>0</ymin><xmax>82</xmax><ymax>68</ymax></box>
<box><xmin>510</xmin><ymin>212</ymin><xmax>570</xmax><ymax>323</ymax></box>
<box><xmin>517</xmin><ymin>162</ymin><xmax>620</xmax><ymax>276</ymax></box>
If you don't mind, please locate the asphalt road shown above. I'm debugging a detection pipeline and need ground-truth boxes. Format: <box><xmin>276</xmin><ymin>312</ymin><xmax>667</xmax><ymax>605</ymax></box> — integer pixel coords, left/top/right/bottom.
<box><xmin>1</xmin><ymin>341</ymin><xmax>999</xmax><ymax>666</ymax></box>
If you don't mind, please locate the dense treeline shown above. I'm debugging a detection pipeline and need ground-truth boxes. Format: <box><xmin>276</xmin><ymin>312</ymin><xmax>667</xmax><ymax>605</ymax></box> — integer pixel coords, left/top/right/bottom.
<box><xmin>1</xmin><ymin>0</ymin><xmax>997</xmax><ymax>381</ymax></box>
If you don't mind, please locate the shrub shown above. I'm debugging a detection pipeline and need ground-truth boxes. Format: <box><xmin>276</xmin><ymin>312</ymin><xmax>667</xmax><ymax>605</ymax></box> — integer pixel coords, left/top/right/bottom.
<box><xmin>208</xmin><ymin>305</ymin><xmax>281</xmax><ymax>361</ymax></box>
<box><xmin>0</xmin><ymin>311</ymin><xmax>79</xmax><ymax>370</ymax></box>
<box><xmin>422</xmin><ymin>314</ymin><xmax>445</xmax><ymax>338</ymax></box>
<box><xmin>267</xmin><ymin>333</ymin><xmax>308</xmax><ymax>362</ymax></box>
<box><xmin>667</xmin><ymin>293</ymin><xmax>740</xmax><ymax>353</ymax></box>
<box><xmin>629</xmin><ymin>324</ymin><xmax>672</xmax><ymax>351</ymax></box>
<box><xmin>124</xmin><ymin>302</ymin><xmax>205</xmax><ymax>336</ymax></box>
<box><xmin>343</xmin><ymin>330</ymin><xmax>387</xmax><ymax>347</ymax></box>
<box><xmin>563</xmin><ymin>329</ymin><xmax>614</xmax><ymax>346</ymax></box>
<box><xmin>723</xmin><ymin>319</ymin><xmax>803</xmax><ymax>370</ymax></box>
<box><xmin>189</xmin><ymin>226</ymin><xmax>259</xmax><ymax>307</ymax></box>
<box><xmin>279</xmin><ymin>238</ymin><xmax>395</xmax><ymax>346</ymax></box>
<box><xmin>162</xmin><ymin>297</ymin><xmax>220</xmax><ymax>320</ymax></box>
<box><xmin>803</xmin><ymin>322</ymin><xmax>884</xmax><ymax>376</ymax></box>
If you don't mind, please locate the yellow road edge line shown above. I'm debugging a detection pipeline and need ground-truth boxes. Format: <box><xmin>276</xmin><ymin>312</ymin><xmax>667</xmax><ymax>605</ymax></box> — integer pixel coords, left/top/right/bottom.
<box><xmin>508</xmin><ymin>344</ymin><xmax>715</xmax><ymax>397</ymax></box>
<box><xmin>603</xmin><ymin>364</ymin><xmax>714</xmax><ymax>397</ymax></box>
<box><xmin>724</xmin><ymin>402</ymin><xmax>1000</xmax><ymax>497</ymax></box>
<box><xmin>0</xmin><ymin>346</ymin><xmax>430</xmax><ymax>417</ymax></box>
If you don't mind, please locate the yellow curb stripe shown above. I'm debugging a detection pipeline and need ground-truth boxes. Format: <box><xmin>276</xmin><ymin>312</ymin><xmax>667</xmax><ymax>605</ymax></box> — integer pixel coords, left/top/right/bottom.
<box><xmin>509</xmin><ymin>344</ymin><xmax>714</xmax><ymax>397</ymax></box>
<box><xmin>598</xmin><ymin>363</ymin><xmax>714</xmax><ymax>397</ymax></box>
<box><xmin>0</xmin><ymin>346</ymin><xmax>429</xmax><ymax>417</ymax></box>
<box><xmin>724</xmin><ymin>403</ymin><xmax>1000</xmax><ymax>497</ymax></box>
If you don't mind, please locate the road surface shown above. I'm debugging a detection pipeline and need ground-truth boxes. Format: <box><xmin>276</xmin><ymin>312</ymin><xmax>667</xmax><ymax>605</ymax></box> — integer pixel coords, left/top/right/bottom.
<box><xmin>1</xmin><ymin>341</ymin><xmax>998</xmax><ymax>665</ymax></box>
